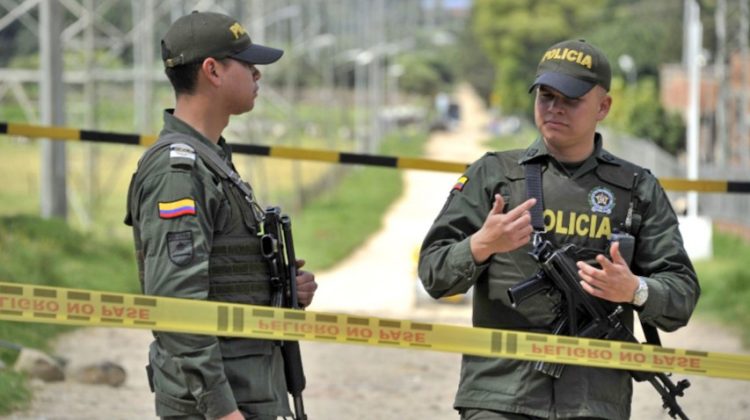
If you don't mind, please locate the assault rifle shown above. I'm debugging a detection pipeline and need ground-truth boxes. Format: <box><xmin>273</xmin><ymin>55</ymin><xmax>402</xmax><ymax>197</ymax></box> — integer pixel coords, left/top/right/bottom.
<box><xmin>261</xmin><ymin>206</ymin><xmax>307</xmax><ymax>420</ymax></box>
<box><xmin>507</xmin><ymin>236</ymin><xmax>690</xmax><ymax>420</ymax></box>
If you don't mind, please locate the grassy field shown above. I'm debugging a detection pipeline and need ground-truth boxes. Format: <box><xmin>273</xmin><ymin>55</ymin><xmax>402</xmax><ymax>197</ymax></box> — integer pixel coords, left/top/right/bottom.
<box><xmin>0</xmin><ymin>134</ymin><xmax>362</xmax><ymax>242</ymax></box>
<box><xmin>692</xmin><ymin>231</ymin><xmax>750</xmax><ymax>345</ymax></box>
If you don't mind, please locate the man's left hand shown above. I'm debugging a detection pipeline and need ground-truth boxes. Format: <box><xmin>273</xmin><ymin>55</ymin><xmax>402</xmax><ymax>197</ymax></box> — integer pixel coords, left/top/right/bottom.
<box><xmin>294</xmin><ymin>259</ymin><xmax>317</xmax><ymax>307</ymax></box>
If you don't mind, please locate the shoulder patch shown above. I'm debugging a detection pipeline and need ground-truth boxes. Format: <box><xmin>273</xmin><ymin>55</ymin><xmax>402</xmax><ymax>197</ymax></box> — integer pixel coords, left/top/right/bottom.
<box><xmin>453</xmin><ymin>175</ymin><xmax>468</xmax><ymax>192</ymax></box>
<box><xmin>169</xmin><ymin>143</ymin><xmax>196</xmax><ymax>168</ymax></box>
<box><xmin>158</xmin><ymin>198</ymin><xmax>196</xmax><ymax>219</ymax></box>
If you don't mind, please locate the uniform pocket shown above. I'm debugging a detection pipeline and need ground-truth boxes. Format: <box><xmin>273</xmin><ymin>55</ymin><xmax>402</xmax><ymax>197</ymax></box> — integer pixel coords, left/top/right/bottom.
<box><xmin>222</xmin><ymin>343</ymin><xmax>280</xmax><ymax>404</ymax></box>
<box><xmin>149</xmin><ymin>344</ymin><xmax>196</xmax><ymax>413</ymax></box>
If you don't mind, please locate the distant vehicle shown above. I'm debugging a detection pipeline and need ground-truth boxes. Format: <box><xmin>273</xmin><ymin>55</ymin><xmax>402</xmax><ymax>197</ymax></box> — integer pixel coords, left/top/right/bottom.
<box><xmin>430</xmin><ymin>94</ymin><xmax>461</xmax><ymax>132</ymax></box>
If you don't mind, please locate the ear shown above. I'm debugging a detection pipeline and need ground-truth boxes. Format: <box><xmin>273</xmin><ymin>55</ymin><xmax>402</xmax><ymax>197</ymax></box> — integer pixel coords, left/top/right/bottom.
<box><xmin>596</xmin><ymin>93</ymin><xmax>612</xmax><ymax>121</ymax></box>
<box><xmin>200</xmin><ymin>57</ymin><xmax>223</xmax><ymax>87</ymax></box>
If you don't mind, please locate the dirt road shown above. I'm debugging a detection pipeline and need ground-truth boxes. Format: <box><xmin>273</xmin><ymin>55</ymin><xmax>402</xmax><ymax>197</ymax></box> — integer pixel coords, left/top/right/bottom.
<box><xmin>6</xmin><ymin>85</ymin><xmax>749</xmax><ymax>420</ymax></box>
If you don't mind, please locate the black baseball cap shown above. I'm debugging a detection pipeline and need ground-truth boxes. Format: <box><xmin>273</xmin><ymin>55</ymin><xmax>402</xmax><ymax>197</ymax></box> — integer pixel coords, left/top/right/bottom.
<box><xmin>529</xmin><ymin>39</ymin><xmax>611</xmax><ymax>98</ymax></box>
<box><xmin>161</xmin><ymin>11</ymin><xmax>283</xmax><ymax>68</ymax></box>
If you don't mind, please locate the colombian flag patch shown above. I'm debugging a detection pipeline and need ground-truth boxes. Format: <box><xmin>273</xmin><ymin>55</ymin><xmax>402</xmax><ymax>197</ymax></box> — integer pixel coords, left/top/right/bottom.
<box><xmin>453</xmin><ymin>175</ymin><xmax>468</xmax><ymax>191</ymax></box>
<box><xmin>158</xmin><ymin>198</ymin><xmax>196</xmax><ymax>219</ymax></box>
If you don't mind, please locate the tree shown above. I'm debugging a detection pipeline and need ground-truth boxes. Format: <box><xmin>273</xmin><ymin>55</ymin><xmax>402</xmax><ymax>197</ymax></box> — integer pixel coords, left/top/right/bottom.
<box><xmin>471</xmin><ymin>0</ymin><xmax>605</xmax><ymax>114</ymax></box>
<box><xmin>396</xmin><ymin>49</ymin><xmax>456</xmax><ymax>97</ymax></box>
<box><xmin>607</xmin><ymin>77</ymin><xmax>686</xmax><ymax>154</ymax></box>
<box><xmin>588</xmin><ymin>0</ymin><xmax>686</xmax><ymax>80</ymax></box>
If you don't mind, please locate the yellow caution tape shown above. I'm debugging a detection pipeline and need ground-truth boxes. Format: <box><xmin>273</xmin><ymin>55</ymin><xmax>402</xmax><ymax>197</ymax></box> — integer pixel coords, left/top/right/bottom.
<box><xmin>1</xmin><ymin>281</ymin><xmax>749</xmax><ymax>381</ymax></box>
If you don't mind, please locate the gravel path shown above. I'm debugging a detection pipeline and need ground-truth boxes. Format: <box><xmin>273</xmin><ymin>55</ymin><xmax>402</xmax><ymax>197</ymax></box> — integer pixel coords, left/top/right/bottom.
<box><xmin>5</xmin><ymin>85</ymin><xmax>748</xmax><ymax>420</ymax></box>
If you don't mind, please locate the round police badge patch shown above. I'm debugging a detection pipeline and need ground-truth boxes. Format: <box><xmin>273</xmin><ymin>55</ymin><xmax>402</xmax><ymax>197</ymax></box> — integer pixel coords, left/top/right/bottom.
<box><xmin>589</xmin><ymin>187</ymin><xmax>615</xmax><ymax>214</ymax></box>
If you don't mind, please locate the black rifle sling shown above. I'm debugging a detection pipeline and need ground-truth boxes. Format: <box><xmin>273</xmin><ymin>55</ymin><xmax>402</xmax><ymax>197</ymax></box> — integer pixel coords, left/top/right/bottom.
<box><xmin>524</xmin><ymin>163</ymin><xmax>546</xmax><ymax>232</ymax></box>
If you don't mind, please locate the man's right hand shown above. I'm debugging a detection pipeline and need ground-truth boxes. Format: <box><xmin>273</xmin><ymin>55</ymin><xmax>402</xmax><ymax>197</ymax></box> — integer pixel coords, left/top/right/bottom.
<box><xmin>470</xmin><ymin>194</ymin><xmax>536</xmax><ymax>264</ymax></box>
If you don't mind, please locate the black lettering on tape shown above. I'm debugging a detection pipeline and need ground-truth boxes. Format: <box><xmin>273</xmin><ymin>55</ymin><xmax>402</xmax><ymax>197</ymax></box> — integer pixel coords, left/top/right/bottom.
<box><xmin>622</xmin><ymin>343</ymin><xmax>642</xmax><ymax>351</ymax></box>
<box><xmin>527</xmin><ymin>335</ymin><xmax>546</xmax><ymax>343</ymax></box>
<box><xmin>134</xmin><ymin>297</ymin><xmax>157</xmax><ymax>307</ymax></box>
<box><xmin>232</xmin><ymin>307</ymin><xmax>243</xmax><ymax>332</ymax></box>
<box><xmin>101</xmin><ymin>294</ymin><xmax>123</xmax><ymax>304</ymax></box>
<box><xmin>0</xmin><ymin>310</ymin><xmax>21</xmax><ymax>316</ymax></box>
<box><xmin>101</xmin><ymin>317</ymin><xmax>123</xmax><ymax>324</ymax></box>
<box><xmin>491</xmin><ymin>332</ymin><xmax>503</xmax><ymax>354</ymax></box>
<box><xmin>253</xmin><ymin>309</ymin><xmax>274</xmax><ymax>318</ymax></box>
<box><xmin>34</xmin><ymin>288</ymin><xmax>56</xmax><ymax>298</ymax></box>
<box><xmin>0</xmin><ymin>285</ymin><xmax>22</xmax><ymax>295</ymax></box>
<box><xmin>67</xmin><ymin>291</ymin><xmax>90</xmax><ymax>301</ymax></box>
<box><xmin>347</xmin><ymin>316</ymin><xmax>368</xmax><ymax>326</ymax></box>
<box><xmin>379</xmin><ymin>320</ymin><xmax>400</xmax><ymax>328</ymax></box>
<box><xmin>285</xmin><ymin>311</ymin><xmax>305</xmax><ymax>320</ymax></box>
<box><xmin>507</xmin><ymin>333</ymin><xmax>518</xmax><ymax>354</ymax></box>
<box><xmin>316</xmin><ymin>314</ymin><xmax>337</xmax><ymax>323</ymax></box>
<box><xmin>217</xmin><ymin>306</ymin><xmax>229</xmax><ymax>332</ymax></box>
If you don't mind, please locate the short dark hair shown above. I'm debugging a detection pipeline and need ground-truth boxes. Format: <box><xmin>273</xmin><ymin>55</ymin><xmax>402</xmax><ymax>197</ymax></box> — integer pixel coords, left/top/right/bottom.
<box><xmin>164</xmin><ymin>62</ymin><xmax>202</xmax><ymax>95</ymax></box>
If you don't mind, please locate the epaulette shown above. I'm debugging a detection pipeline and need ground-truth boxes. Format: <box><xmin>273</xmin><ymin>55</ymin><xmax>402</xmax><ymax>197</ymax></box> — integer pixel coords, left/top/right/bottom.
<box><xmin>168</xmin><ymin>142</ymin><xmax>196</xmax><ymax>169</ymax></box>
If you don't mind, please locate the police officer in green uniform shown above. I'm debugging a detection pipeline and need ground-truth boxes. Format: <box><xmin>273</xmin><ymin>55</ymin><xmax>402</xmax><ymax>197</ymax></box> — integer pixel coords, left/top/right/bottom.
<box><xmin>124</xmin><ymin>11</ymin><xmax>317</xmax><ymax>420</ymax></box>
<box><xmin>418</xmin><ymin>39</ymin><xmax>699</xmax><ymax>420</ymax></box>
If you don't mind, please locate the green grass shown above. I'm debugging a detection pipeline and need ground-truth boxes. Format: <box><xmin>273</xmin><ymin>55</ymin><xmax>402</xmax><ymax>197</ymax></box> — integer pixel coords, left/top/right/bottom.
<box><xmin>0</xmin><ymin>215</ymin><xmax>139</xmax><ymax>415</ymax></box>
<box><xmin>693</xmin><ymin>232</ymin><xmax>750</xmax><ymax>345</ymax></box>
<box><xmin>0</xmin><ymin>371</ymin><xmax>30</xmax><ymax>414</ymax></box>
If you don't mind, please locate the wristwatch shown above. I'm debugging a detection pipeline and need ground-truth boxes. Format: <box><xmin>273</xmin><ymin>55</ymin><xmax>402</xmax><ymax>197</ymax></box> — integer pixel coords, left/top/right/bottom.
<box><xmin>631</xmin><ymin>276</ymin><xmax>649</xmax><ymax>307</ymax></box>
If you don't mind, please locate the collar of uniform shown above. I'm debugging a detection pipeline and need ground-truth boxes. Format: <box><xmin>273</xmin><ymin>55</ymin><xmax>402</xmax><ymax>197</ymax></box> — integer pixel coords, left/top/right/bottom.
<box><xmin>518</xmin><ymin>132</ymin><xmax>617</xmax><ymax>165</ymax></box>
<box><xmin>592</xmin><ymin>132</ymin><xmax>620</xmax><ymax>166</ymax></box>
<box><xmin>517</xmin><ymin>137</ymin><xmax>551</xmax><ymax>164</ymax></box>
<box><xmin>161</xmin><ymin>109</ymin><xmax>229</xmax><ymax>159</ymax></box>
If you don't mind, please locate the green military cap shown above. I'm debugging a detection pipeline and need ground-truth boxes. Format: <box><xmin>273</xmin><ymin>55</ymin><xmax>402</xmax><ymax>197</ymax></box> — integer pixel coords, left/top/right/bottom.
<box><xmin>161</xmin><ymin>11</ymin><xmax>283</xmax><ymax>68</ymax></box>
<box><xmin>529</xmin><ymin>39</ymin><xmax>611</xmax><ymax>98</ymax></box>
